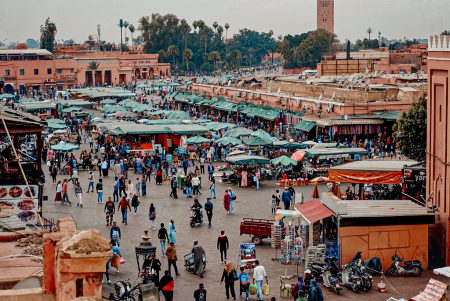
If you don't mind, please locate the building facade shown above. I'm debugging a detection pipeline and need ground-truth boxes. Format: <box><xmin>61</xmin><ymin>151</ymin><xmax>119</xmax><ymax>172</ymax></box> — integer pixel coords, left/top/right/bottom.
<box><xmin>427</xmin><ymin>34</ymin><xmax>450</xmax><ymax>267</ymax></box>
<box><xmin>317</xmin><ymin>0</ymin><xmax>334</xmax><ymax>34</ymax></box>
<box><xmin>0</xmin><ymin>47</ymin><xmax>170</xmax><ymax>94</ymax></box>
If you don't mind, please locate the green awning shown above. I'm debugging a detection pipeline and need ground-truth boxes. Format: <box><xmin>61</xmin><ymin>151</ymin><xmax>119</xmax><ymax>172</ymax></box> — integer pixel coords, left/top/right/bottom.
<box><xmin>215</xmin><ymin>136</ymin><xmax>242</xmax><ymax>146</ymax></box>
<box><xmin>226</xmin><ymin>155</ymin><xmax>271</xmax><ymax>165</ymax></box>
<box><xmin>244</xmin><ymin>136</ymin><xmax>274</xmax><ymax>147</ymax></box>
<box><xmin>187</xmin><ymin>135</ymin><xmax>211</xmax><ymax>145</ymax></box>
<box><xmin>271</xmin><ymin>155</ymin><xmax>298</xmax><ymax>166</ymax></box>
<box><xmin>295</xmin><ymin>120</ymin><xmax>316</xmax><ymax>132</ymax></box>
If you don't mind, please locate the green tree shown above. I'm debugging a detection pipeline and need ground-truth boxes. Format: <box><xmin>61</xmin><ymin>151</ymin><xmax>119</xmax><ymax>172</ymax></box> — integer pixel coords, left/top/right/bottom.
<box><xmin>88</xmin><ymin>61</ymin><xmax>100</xmax><ymax>70</ymax></box>
<box><xmin>292</xmin><ymin>29</ymin><xmax>335</xmax><ymax>68</ymax></box>
<box><xmin>40</xmin><ymin>17</ymin><xmax>57</xmax><ymax>53</ymax></box>
<box><xmin>208</xmin><ymin>51</ymin><xmax>220</xmax><ymax>71</ymax></box>
<box><xmin>182</xmin><ymin>49</ymin><xmax>193</xmax><ymax>72</ymax></box>
<box><xmin>167</xmin><ymin>45</ymin><xmax>179</xmax><ymax>66</ymax></box>
<box><xmin>394</xmin><ymin>95</ymin><xmax>427</xmax><ymax>162</ymax></box>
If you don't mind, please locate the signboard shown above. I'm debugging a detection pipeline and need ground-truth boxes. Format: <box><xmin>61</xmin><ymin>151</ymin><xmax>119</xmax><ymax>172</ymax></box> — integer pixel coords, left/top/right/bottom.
<box><xmin>0</xmin><ymin>185</ymin><xmax>38</xmax><ymax>224</ymax></box>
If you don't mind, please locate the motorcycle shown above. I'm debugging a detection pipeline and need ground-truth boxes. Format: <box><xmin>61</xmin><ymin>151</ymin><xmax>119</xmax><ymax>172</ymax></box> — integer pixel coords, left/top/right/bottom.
<box><xmin>109</xmin><ymin>280</ymin><xmax>136</xmax><ymax>301</ymax></box>
<box><xmin>310</xmin><ymin>262</ymin><xmax>327</xmax><ymax>282</ymax></box>
<box><xmin>385</xmin><ymin>252</ymin><xmax>423</xmax><ymax>276</ymax></box>
<box><xmin>341</xmin><ymin>264</ymin><xmax>361</xmax><ymax>293</ymax></box>
<box><xmin>189</xmin><ymin>208</ymin><xmax>203</xmax><ymax>227</ymax></box>
<box><xmin>322</xmin><ymin>268</ymin><xmax>344</xmax><ymax>295</ymax></box>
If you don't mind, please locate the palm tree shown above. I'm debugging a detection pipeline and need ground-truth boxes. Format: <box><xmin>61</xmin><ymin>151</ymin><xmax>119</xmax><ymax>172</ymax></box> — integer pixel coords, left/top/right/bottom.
<box><xmin>224</xmin><ymin>23</ymin><xmax>230</xmax><ymax>40</ymax></box>
<box><xmin>183</xmin><ymin>49</ymin><xmax>193</xmax><ymax>72</ymax></box>
<box><xmin>213</xmin><ymin>21</ymin><xmax>218</xmax><ymax>32</ymax></box>
<box><xmin>167</xmin><ymin>45</ymin><xmax>179</xmax><ymax>66</ymax></box>
<box><xmin>124</xmin><ymin>21</ymin><xmax>129</xmax><ymax>43</ymax></box>
<box><xmin>179</xmin><ymin>19</ymin><xmax>191</xmax><ymax>50</ymax></box>
<box><xmin>208</xmin><ymin>51</ymin><xmax>220</xmax><ymax>71</ymax></box>
<box><xmin>367</xmin><ymin>27</ymin><xmax>373</xmax><ymax>40</ymax></box>
<box><xmin>229</xmin><ymin>50</ymin><xmax>242</xmax><ymax>69</ymax></box>
<box><xmin>158</xmin><ymin>50</ymin><xmax>167</xmax><ymax>63</ymax></box>
<box><xmin>129</xmin><ymin>24</ymin><xmax>135</xmax><ymax>53</ymax></box>
<box><xmin>88</xmin><ymin>61</ymin><xmax>100</xmax><ymax>70</ymax></box>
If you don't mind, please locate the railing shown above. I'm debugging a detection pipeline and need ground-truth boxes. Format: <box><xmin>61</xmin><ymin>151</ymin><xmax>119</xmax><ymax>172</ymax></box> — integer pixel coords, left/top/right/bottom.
<box><xmin>42</xmin><ymin>217</ymin><xmax>56</xmax><ymax>232</ymax></box>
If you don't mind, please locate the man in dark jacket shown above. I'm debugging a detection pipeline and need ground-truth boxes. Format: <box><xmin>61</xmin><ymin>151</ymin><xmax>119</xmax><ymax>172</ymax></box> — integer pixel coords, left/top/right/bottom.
<box><xmin>194</xmin><ymin>283</ymin><xmax>207</xmax><ymax>301</ymax></box>
<box><xmin>204</xmin><ymin>198</ymin><xmax>213</xmax><ymax>227</ymax></box>
<box><xmin>170</xmin><ymin>176</ymin><xmax>178</xmax><ymax>199</ymax></box>
<box><xmin>104</xmin><ymin>197</ymin><xmax>115</xmax><ymax>226</ymax></box>
<box><xmin>217</xmin><ymin>230</ymin><xmax>229</xmax><ymax>263</ymax></box>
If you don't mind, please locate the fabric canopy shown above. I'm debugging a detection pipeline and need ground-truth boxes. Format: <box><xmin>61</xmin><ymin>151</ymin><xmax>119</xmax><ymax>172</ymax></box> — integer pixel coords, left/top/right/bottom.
<box><xmin>328</xmin><ymin>169</ymin><xmax>403</xmax><ymax>184</ymax></box>
<box><xmin>295</xmin><ymin>120</ymin><xmax>316</xmax><ymax>132</ymax></box>
<box><xmin>226</xmin><ymin>155</ymin><xmax>270</xmax><ymax>165</ymax></box>
<box><xmin>271</xmin><ymin>156</ymin><xmax>298</xmax><ymax>166</ymax></box>
<box><xmin>294</xmin><ymin>200</ymin><xmax>334</xmax><ymax>224</ymax></box>
<box><xmin>187</xmin><ymin>135</ymin><xmax>211</xmax><ymax>145</ymax></box>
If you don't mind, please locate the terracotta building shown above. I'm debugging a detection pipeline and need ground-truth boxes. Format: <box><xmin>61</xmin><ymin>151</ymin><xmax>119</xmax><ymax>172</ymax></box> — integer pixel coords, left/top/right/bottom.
<box><xmin>427</xmin><ymin>34</ymin><xmax>450</xmax><ymax>267</ymax></box>
<box><xmin>317</xmin><ymin>0</ymin><xmax>334</xmax><ymax>34</ymax></box>
<box><xmin>0</xmin><ymin>47</ymin><xmax>170</xmax><ymax>94</ymax></box>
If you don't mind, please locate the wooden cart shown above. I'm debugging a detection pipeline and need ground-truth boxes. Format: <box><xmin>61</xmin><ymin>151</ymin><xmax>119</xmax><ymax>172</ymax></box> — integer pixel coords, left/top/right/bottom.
<box><xmin>240</xmin><ymin>218</ymin><xmax>273</xmax><ymax>245</ymax></box>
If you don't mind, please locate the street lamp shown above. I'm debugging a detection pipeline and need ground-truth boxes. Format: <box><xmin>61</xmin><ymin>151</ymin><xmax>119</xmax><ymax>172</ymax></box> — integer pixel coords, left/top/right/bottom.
<box><xmin>135</xmin><ymin>230</ymin><xmax>156</xmax><ymax>274</ymax></box>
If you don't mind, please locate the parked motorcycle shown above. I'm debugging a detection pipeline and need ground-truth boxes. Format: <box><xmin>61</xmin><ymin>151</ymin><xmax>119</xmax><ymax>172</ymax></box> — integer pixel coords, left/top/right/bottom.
<box><xmin>310</xmin><ymin>262</ymin><xmax>327</xmax><ymax>282</ymax></box>
<box><xmin>189</xmin><ymin>208</ymin><xmax>203</xmax><ymax>227</ymax></box>
<box><xmin>385</xmin><ymin>252</ymin><xmax>423</xmax><ymax>276</ymax></box>
<box><xmin>322</xmin><ymin>268</ymin><xmax>344</xmax><ymax>295</ymax></box>
<box><xmin>341</xmin><ymin>264</ymin><xmax>361</xmax><ymax>293</ymax></box>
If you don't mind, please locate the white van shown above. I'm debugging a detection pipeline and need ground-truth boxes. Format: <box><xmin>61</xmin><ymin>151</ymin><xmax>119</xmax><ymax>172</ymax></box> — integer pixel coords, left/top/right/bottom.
<box><xmin>299</xmin><ymin>70</ymin><xmax>318</xmax><ymax>78</ymax></box>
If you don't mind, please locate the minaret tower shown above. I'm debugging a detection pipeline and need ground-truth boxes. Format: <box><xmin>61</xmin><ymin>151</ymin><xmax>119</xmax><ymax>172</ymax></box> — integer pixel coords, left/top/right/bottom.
<box><xmin>317</xmin><ymin>0</ymin><xmax>334</xmax><ymax>34</ymax></box>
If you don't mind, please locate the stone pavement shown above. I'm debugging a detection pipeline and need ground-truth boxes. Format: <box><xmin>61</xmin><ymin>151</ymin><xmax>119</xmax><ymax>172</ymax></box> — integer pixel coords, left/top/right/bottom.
<box><xmin>42</xmin><ymin>145</ymin><xmax>447</xmax><ymax>301</ymax></box>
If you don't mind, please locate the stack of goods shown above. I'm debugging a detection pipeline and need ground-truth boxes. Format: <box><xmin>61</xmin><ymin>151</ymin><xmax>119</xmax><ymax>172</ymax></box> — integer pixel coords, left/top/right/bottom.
<box><xmin>280</xmin><ymin>236</ymin><xmax>293</xmax><ymax>265</ymax></box>
<box><xmin>305</xmin><ymin>244</ymin><xmax>327</xmax><ymax>269</ymax></box>
<box><xmin>294</xmin><ymin>237</ymin><xmax>302</xmax><ymax>264</ymax></box>
<box><xmin>271</xmin><ymin>223</ymin><xmax>282</xmax><ymax>249</ymax></box>
<box><xmin>239</xmin><ymin>243</ymin><xmax>257</xmax><ymax>270</ymax></box>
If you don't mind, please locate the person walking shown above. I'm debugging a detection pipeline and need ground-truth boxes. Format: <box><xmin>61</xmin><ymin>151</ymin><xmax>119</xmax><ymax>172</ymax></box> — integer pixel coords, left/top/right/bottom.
<box><xmin>185</xmin><ymin>176</ymin><xmax>193</xmax><ymax>198</ymax></box>
<box><xmin>223</xmin><ymin>189</ymin><xmax>230</xmax><ymax>215</ymax></box>
<box><xmin>217</xmin><ymin>230</ymin><xmax>229</xmax><ymax>263</ymax></box>
<box><xmin>165</xmin><ymin>242</ymin><xmax>180</xmax><ymax>277</ymax></box>
<box><xmin>209</xmin><ymin>179</ymin><xmax>216</xmax><ymax>199</ymax></box>
<box><xmin>170</xmin><ymin>176</ymin><xmax>178</xmax><ymax>199</ymax></box>
<box><xmin>220</xmin><ymin>261</ymin><xmax>237</xmax><ymax>300</ymax></box>
<box><xmin>194</xmin><ymin>283</ymin><xmax>207</xmax><ymax>301</ymax></box>
<box><xmin>126</xmin><ymin>180</ymin><xmax>135</xmax><ymax>196</ymax></box>
<box><xmin>192</xmin><ymin>241</ymin><xmax>205</xmax><ymax>278</ymax></box>
<box><xmin>168</xmin><ymin>219</ymin><xmax>176</xmax><ymax>244</ymax></box>
<box><xmin>87</xmin><ymin>171</ymin><xmax>94</xmax><ymax>192</ymax></box>
<box><xmin>141</xmin><ymin>174</ymin><xmax>147</xmax><ymax>197</ymax></box>
<box><xmin>282</xmin><ymin>187</ymin><xmax>291</xmax><ymax>210</ymax></box>
<box><xmin>101</xmin><ymin>159</ymin><xmax>108</xmax><ymax>177</ymax></box>
<box><xmin>96</xmin><ymin>178</ymin><xmax>103</xmax><ymax>204</ymax></box>
<box><xmin>148</xmin><ymin>203</ymin><xmax>156</xmax><ymax>230</ymax></box>
<box><xmin>158</xmin><ymin>223</ymin><xmax>169</xmax><ymax>257</ymax></box>
<box><xmin>308</xmin><ymin>279</ymin><xmax>324</xmax><ymax>301</ymax></box>
<box><xmin>238</xmin><ymin>267</ymin><xmax>250</xmax><ymax>301</ymax></box>
<box><xmin>207</xmin><ymin>163</ymin><xmax>214</xmax><ymax>181</ymax></box>
<box><xmin>228</xmin><ymin>188</ymin><xmax>236</xmax><ymax>214</ymax></box>
<box><xmin>270</xmin><ymin>195</ymin><xmax>277</xmax><ymax>214</ymax></box>
<box><xmin>61</xmin><ymin>179</ymin><xmax>71</xmax><ymax>205</ymax></box>
<box><xmin>204</xmin><ymin>198</ymin><xmax>213</xmax><ymax>228</ymax></box>
<box><xmin>119</xmin><ymin>175</ymin><xmax>126</xmax><ymax>197</ymax></box>
<box><xmin>113</xmin><ymin>176</ymin><xmax>120</xmax><ymax>202</ymax></box>
<box><xmin>192</xmin><ymin>175</ymin><xmax>201</xmax><ymax>196</ymax></box>
<box><xmin>55</xmin><ymin>180</ymin><xmax>62</xmax><ymax>202</ymax></box>
<box><xmin>254</xmin><ymin>170</ymin><xmax>260</xmax><ymax>191</ymax></box>
<box><xmin>50</xmin><ymin>164</ymin><xmax>58</xmax><ymax>183</ymax></box>
<box><xmin>131</xmin><ymin>193</ymin><xmax>140</xmax><ymax>214</ymax></box>
<box><xmin>253</xmin><ymin>260</ymin><xmax>268</xmax><ymax>301</ymax></box>
<box><xmin>104</xmin><ymin>197</ymin><xmax>115</xmax><ymax>226</ymax></box>
<box><xmin>110</xmin><ymin>221</ymin><xmax>121</xmax><ymax>246</ymax></box>
<box><xmin>159</xmin><ymin>270</ymin><xmax>174</xmax><ymax>301</ymax></box>
<box><xmin>74</xmin><ymin>181</ymin><xmax>83</xmax><ymax>207</ymax></box>
<box><xmin>118</xmin><ymin>196</ymin><xmax>131</xmax><ymax>225</ymax></box>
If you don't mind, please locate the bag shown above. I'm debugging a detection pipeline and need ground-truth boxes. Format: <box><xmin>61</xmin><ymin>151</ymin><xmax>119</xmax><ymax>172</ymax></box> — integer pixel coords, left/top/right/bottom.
<box><xmin>232</xmin><ymin>269</ymin><xmax>239</xmax><ymax>281</ymax></box>
<box><xmin>46</xmin><ymin>160</ymin><xmax>51</xmax><ymax>167</ymax></box>
<box><xmin>120</xmin><ymin>257</ymin><xmax>126</xmax><ymax>264</ymax></box>
<box><xmin>262</xmin><ymin>284</ymin><xmax>270</xmax><ymax>296</ymax></box>
<box><xmin>249</xmin><ymin>284</ymin><xmax>257</xmax><ymax>295</ymax></box>
<box><xmin>231</xmin><ymin>193</ymin><xmax>237</xmax><ymax>201</ymax></box>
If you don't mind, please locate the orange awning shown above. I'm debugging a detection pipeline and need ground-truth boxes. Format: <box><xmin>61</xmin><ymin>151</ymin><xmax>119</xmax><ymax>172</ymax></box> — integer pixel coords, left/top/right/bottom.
<box><xmin>295</xmin><ymin>200</ymin><xmax>334</xmax><ymax>224</ymax></box>
<box><xmin>328</xmin><ymin>170</ymin><xmax>403</xmax><ymax>185</ymax></box>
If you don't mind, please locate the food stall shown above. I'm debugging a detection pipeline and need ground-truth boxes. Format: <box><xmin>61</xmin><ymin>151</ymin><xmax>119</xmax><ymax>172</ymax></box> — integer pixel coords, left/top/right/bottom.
<box><xmin>225</xmin><ymin>155</ymin><xmax>271</xmax><ymax>187</ymax></box>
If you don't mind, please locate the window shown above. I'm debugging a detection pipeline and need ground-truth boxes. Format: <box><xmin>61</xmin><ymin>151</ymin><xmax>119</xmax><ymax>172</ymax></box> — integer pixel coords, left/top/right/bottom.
<box><xmin>34</xmin><ymin>69</ymin><xmax>39</xmax><ymax>75</ymax></box>
<box><xmin>57</xmin><ymin>69</ymin><xmax>62</xmax><ymax>74</ymax></box>
<box><xmin>20</xmin><ymin>69</ymin><xmax>25</xmax><ymax>76</ymax></box>
<box><xmin>5</xmin><ymin>70</ymin><xmax>10</xmax><ymax>76</ymax></box>
<box><xmin>47</xmin><ymin>68</ymin><xmax>52</xmax><ymax>75</ymax></box>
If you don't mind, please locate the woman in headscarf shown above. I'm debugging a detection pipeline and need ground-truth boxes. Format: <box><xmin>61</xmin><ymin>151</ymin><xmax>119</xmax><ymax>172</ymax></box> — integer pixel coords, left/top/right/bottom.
<box><xmin>308</xmin><ymin>279</ymin><xmax>324</xmax><ymax>301</ymax></box>
<box><xmin>168</xmin><ymin>219</ymin><xmax>176</xmax><ymax>244</ymax></box>
<box><xmin>220</xmin><ymin>261</ymin><xmax>237</xmax><ymax>300</ymax></box>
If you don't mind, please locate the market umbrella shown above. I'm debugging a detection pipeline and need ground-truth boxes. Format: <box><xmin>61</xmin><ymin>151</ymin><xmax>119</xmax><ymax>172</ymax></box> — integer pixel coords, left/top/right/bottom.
<box><xmin>45</xmin><ymin>118</ymin><xmax>65</xmax><ymax>124</ymax></box>
<box><xmin>136</xmin><ymin>83</ymin><xmax>148</xmax><ymax>88</ymax></box>
<box><xmin>51</xmin><ymin>141</ymin><xmax>80</xmax><ymax>152</ymax></box>
<box><xmin>100</xmin><ymin>99</ymin><xmax>117</xmax><ymax>105</ymax></box>
<box><xmin>273</xmin><ymin>140</ymin><xmax>303</xmax><ymax>149</ymax></box>
<box><xmin>244</xmin><ymin>137</ymin><xmax>273</xmax><ymax>147</ymax></box>
<box><xmin>291</xmin><ymin>150</ymin><xmax>307</xmax><ymax>162</ymax></box>
<box><xmin>215</xmin><ymin>136</ymin><xmax>242</xmax><ymax>146</ymax></box>
<box><xmin>52</xmin><ymin>129</ymin><xmax>68</xmax><ymax>134</ymax></box>
<box><xmin>62</xmin><ymin>107</ymin><xmax>82</xmax><ymax>113</ymax></box>
<box><xmin>227</xmin><ymin>150</ymin><xmax>246</xmax><ymax>157</ymax></box>
<box><xmin>223</xmin><ymin>127</ymin><xmax>253</xmax><ymax>138</ymax></box>
<box><xmin>164</xmin><ymin>110</ymin><xmax>191</xmax><ymax>120</ymax></box>
<box><xmin>310</xmin><ymin>176</ymin><xmax>329</xmax><ymax>183</ymax></box>
<box><xmin>311</xmin><ymin>182</ymin><xmax>320</xmax><ymax>198</ymax></box>
<box><xmin>187</xmin><ymin>135</ymin><xmax>211</xmax><ymax>145</ymax></box>
<box><xmin>46</xmin><ymin>123</ymin><xmax>67</xmax><ymax>130</ymax></box>
<box><xmin>226</xmin><ymin>155</ymin><xmax>270</xmax><ymax>165</ymax></box>
<box><xmin>271</xmin><ymin>155</ymin><xmax>298</xmax><ymax>167</ymax></box>
<box><xmin>251</xmin><ymin>129</ymin><xmax>275</xmax><ymax>141</ymax></box>
<box><xmin>0</xmin><ymin>93</ymin><xmax>14</xmax><ymax>99</ymax></box>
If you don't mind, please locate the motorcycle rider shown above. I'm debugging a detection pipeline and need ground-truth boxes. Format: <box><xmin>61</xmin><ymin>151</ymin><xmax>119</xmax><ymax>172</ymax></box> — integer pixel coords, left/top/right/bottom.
<box><xmin>191</xmin><ymin>199</ymin><xmax>203</xmax><ymax>223</ymax></box>
<box><xmin>327</xmin><ymin>257</ymin><xmax>340</xmax><ymax>276</ymax></box>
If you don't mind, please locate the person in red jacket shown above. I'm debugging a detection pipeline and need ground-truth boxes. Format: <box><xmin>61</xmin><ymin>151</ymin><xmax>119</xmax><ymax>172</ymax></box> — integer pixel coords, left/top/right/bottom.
<box><xmin>223</xmin><ymin>189</ymin><xmax>230</xmax><ymax>215</ymax></box>
<box><xmin>159</xmin><ymin>270</ymin><xmax>174</xmax><ymax>301</ymax></box>
<box><xmin>118</xmin><ymin>196</ymin><xmax>131</xmax><ymax>225</ymax></box>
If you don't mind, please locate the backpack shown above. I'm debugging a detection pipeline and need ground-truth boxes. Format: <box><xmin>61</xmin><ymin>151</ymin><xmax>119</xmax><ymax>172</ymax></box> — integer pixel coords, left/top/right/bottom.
<box><xmin>239</xmin><ymin>272</ymin><xmax>249</xmax><ymax>284</ymax></box>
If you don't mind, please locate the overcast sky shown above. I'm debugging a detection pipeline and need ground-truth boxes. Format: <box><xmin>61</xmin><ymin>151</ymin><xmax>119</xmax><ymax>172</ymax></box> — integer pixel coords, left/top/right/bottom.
<box><xmin>1</xmin><ymin>0</ymin><xmax>449</xmax><ymax>44</ymax></box>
